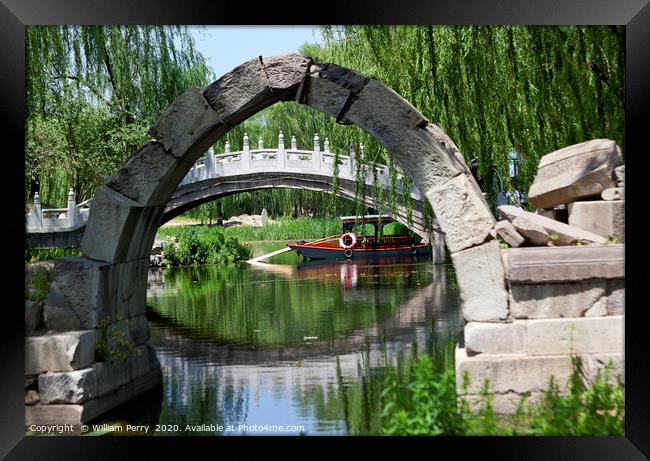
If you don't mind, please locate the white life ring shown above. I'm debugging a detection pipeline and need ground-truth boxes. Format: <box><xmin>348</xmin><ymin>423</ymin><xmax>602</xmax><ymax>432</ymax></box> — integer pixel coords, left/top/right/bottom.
<box><xmin>339</xmin><ymin>232</ymin><xmax>357</xmax><ymax>249</ymax></box>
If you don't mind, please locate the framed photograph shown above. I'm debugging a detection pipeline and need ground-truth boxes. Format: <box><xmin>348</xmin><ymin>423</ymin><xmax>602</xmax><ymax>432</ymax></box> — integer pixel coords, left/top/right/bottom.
<box><xmin>3</xmin><ymin>0</ymin><xmax>648</xmax><ymax>459</ymax></box>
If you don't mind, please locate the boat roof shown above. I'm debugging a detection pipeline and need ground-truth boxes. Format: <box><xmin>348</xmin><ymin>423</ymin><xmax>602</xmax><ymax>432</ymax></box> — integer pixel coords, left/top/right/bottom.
<box><xmin>339</xmin><ymin>214</ymin><xmax>395</xmax><ymax>223</ymax></box>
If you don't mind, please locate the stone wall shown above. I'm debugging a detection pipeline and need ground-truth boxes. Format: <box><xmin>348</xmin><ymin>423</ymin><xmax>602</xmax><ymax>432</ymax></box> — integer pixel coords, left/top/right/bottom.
<box><xmin>455</xmin><ymin>244</ymin><xmax>624</xmax><ymax>413</ymax></box>
<box><xmin>25</xmin><ymin>258</ymin><xmax>162</xmax><ymax>425</ymax></box>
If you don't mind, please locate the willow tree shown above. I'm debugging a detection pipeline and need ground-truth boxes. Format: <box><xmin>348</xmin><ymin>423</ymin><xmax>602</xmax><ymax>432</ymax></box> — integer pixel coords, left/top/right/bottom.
<box><xmin>25</xmin><ymin>26</ymin><xmax>214</xmax><ymax>206</ymax></box>
<box><xmin>315</xmin><ymin>26</ymin><xmax>625</xmax><ymax>208</ymax></box>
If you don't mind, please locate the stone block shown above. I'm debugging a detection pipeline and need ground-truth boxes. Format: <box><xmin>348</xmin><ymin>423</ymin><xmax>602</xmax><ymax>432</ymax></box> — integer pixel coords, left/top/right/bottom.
<box><xmin>38</xmin><ymin>367</ymin><xmax>98</xmax><ymax>404</ymax></box>
<box><xmin>97</xmin><ymin>258</ymin><xmax>150</xmax><ymax>320</ymax></box>
<box><xmin>25</xmin><ymin>330</ymin><xmax>96</xmax><ymax>375</ymax></box>
<box><xmin>81</xmin><ymin>185</ymin><xmax>164</xmax><ymax>264</ymax></box>
<box><xmin>149</xmin><ymin>86</ymin><xmax>222</xmax><ymax>158</ymax></box>
<box><xmin>495</xmin><ymin>220</ymin><xmax>525</xmax><ymax>247</ymax></box>
<box><xmin>528</xmin><ymin>139</ymin><xmax>622</xmax><ymax>209</ymax></box>
<box><xmin>509</xmin><ymin>281</ymin><xmax>607</xmax><ymax>318</ymax></box>
<box><xmin>462</xmin><ymin>392</ymin><xmax>545</xmax><ymax>415</ymax></box>
<box><xmin>506</xmin><ymin>244</ymin><xmax>624</xmax><ymax>284</ymax></box>
<box><xmin>107</xmin><ymin>142</ymin><xmax>189</xmax><ymax>207</ymax></box>
<box><xmin>464</xmin><ymin>321</ymin><xmax>526</xmax><ymax>355</ymax></box>
<box><xmin>427</xmin><ymin>174</ymin><xmax>496</xmax><ymax>253</ymax></box>
<box><xmin>614</xmin><ymin>165</ymin><xmax>625</xmax><ymax>185</ymax></box>
<box><xmin>455</xmin><ymin>347</ymin><xmax>574</xmax><ymax>394</ymax></box>
<box><xmin>526</xmin><ymin>316</ymin><xmax>623</xmax><ymax>355</ymax></box>
<box><xmin>204</xmin><ymin>58</ymin><xmax>276</xmax><ymax>126</ymax></box>
<box><xmin>25</xmin><ymin>369</ymin><xmax>162</xmax><ymax>426</ymax></box>
<box><xmin>582</xmin><ymin>352</ymin><xmax>624</xmax><ymax>385</ymax></box>
<box><xmin>260</xmin><ymin>54</ymin><xmax>311</xmax><ymax>100</ymax></box>
<box><xmin>124</xmin><ymin>345</ymin><xmax>160</xmax><ymax>382</ymax></box>
<box><xmin>511</xmin><ymin>216</ymin><xmax>549</xmax><ymax>245</ymax></box>
<box><xmin>128</xmin><ymin>315</ymin><xmax>150</xmax><ymax>345</ymax></box>
<box><xmin>342</xmin><ymin>79</ymin><xmax>426</xmax><ymax>151</ymax></box>
<box><xmin>303</xmin><ymin>73</ymin><xmax>352</xmax><ymax>119</ymax></box>
<box><xmin>498</xmin><ymin>205</ymin><xmax>606</xmax><ymax>245</ymax></box>
<box><xmin>25</xmin><ymin>300</ymin><xmax>42</xmax><ymax>335</ymax></box>
<box><xmin>567</xmin><ymin>200</ymin><xmax>624</xmax><ymax>241</ymax></box>
<box><xmin>450</xmin><ymin>241</ymin><xmax>509</xmax><ymax>322</ymax></box>
<box><xmin>601</xmin><ymin>187</ymin><xmax>624</xmax><ymax>201</ymax></box>
<box><xmin>606</xmin><ymin>279</ymin><xmax>624</xmax><ymax>315</ymax></box>
<box><xmin>395</xmin><ymin>124</ymin><xmax>471</xmax><ymax>198</ymax></box>
<box><xmin>94</xmin><ymin>359</ymin><xmax>126</xmax><ymax>397</ymax></box>
<box><xmin>42</xmin><ymin>302</ymin><xmax>81</xmax><ymax>332</ymax></box>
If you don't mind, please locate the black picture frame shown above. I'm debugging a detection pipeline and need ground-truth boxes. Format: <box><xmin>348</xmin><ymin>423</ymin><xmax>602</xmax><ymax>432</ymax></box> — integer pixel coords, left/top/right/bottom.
<box><xmin>2</xmin><ymin>0</ymin><xmax>648</xmax><ymax>459</ymax></box>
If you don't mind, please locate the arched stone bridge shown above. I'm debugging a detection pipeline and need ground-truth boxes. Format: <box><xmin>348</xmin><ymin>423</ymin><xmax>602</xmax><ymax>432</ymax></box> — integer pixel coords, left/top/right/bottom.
<box><xmin>26</xmin><ymin>132</ymin><xmax>438</xmax><ymax>248</ymax></box>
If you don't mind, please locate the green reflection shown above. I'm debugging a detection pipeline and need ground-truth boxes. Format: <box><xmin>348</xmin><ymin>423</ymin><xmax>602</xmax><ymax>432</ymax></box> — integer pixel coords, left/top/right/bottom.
<box><xmin>148</xmin><ymin>255</ymin><xmax>434</xmax><ymax>347</ymax></box>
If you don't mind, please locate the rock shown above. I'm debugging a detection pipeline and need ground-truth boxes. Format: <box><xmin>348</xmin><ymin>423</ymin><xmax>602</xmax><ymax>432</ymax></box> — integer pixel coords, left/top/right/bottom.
<box><xmin>43</xmin><ymin>303</ymin><xmax>81</xmax><ymax>332</ymax></box>
<box><xmin>567</xmin><ymin>200</ymin><xmax>624</xmax><ymax>241</ymax></box>
<box><xmin>511</xmin><ymin>216</ymin><xmax>550</xmax><ymax>245</ymax></box>
<box><xmin>495</xmin><ymin>220</ymin><xmax>525</xmax><ymax>247</ymax></box>
<box><xmin>426</xmin><ymin>173</ymin><xmax>496</xmax><ymax>253</ymax></box>
<box><xmin>450</xmin><ymin>241</ymin><xmax>509</xmax><ymax>322</ymax></box>
<box><xmin>505</xmin><ymin>244</ymin><xmax>624</xmax><ymax>284</ymax></box>
<box><xmin>25</xmin><ymin>300</ymin><xmax>42</xmax><ymax>335</ymax></box>
<box><xmin>528</xmin><ymin>139</ymin><xmax>623</xmax><ymax>209</ymax></box>
<box><xmin>498</xmin><ymin>205</ymin><xmax>606</xmax><ymax>245</ymax></box>
<box><xmin>38</xmin><ymin>367</ymin><xmax>98</xmax><ymax>404</ymax></box>
<box><xmin>614</xmin><ymin>165</ymin><xmax>625</xmax><ymax>185</ymax></box>
<box><xmin>260</xmin><ymin>208</ymin><xmax>268</xmax><ymax>226</ymax></box>
<box><xmin>128</xmin><ymin>315</ymin><xmax>150</xmax><ymax>345</ymax></box>
<box><xmin>25</xmin><ymin>330</ymin><xmax>96</xmax><ymax>375</ymax></box>
<box><xmin>25</xmin><ymin>390</ymin><xmax>40</xmax><ymax>405</ymax></box>
<box><xmin>601</xmin><ymin>187</ymin><xmax>624</xmax><ymax>201</ymax></box>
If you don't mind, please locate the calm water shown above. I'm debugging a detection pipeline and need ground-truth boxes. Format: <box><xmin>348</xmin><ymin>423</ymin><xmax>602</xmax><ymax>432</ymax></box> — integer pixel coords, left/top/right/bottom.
<box><xmin>99</xmin><ymin>242</ymin><xmax>462</xmax><ymax>436</ymax></box>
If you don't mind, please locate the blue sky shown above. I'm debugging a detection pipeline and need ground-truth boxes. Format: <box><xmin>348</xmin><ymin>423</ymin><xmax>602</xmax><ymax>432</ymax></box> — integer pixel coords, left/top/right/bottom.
<box><xmin>188</xmin><ymin>26</ymin><xmax>323</xmax><ymax>78</ymax></box>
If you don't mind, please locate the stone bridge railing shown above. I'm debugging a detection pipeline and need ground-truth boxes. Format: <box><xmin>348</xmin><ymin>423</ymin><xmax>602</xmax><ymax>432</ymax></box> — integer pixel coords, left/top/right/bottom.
<box><xmin>26</xmin><ymin>189</ymin><xmax>93</xmax><ymax>233</ymax></box>
<box><xmin>26</xmin><ymin>131</ymin><xmax>424</xmax><ymax>234</ymax></box>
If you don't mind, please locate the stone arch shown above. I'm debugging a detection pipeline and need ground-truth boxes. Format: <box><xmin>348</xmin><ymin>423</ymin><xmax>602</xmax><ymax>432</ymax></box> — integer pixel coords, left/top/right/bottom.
<box><xmin>80</xmin><ymin>53</ymin><xmax>508</xmax><ymax>325</ymax></box>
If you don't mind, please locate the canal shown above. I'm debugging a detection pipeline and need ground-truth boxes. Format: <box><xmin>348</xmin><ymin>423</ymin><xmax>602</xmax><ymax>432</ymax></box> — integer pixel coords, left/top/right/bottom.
<box><xmin>96</xmin><ymin>242</ymin><xmax>462</xmax><ymax>435</ymax></box>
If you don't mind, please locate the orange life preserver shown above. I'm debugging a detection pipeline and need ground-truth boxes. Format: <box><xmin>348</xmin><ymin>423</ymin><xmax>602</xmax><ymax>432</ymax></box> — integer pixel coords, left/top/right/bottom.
<box><xmin>339</xmin><ymin>232</ymin><xmax>357</xmax><ymax>249</ymax></box>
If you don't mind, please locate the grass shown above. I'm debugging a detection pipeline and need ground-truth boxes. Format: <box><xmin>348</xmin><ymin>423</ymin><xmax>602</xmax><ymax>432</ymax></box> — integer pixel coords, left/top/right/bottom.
<box><xmin>25</xmin><ymin>247</ymin><xmax>82</xmax><ymax>263</ymax></box>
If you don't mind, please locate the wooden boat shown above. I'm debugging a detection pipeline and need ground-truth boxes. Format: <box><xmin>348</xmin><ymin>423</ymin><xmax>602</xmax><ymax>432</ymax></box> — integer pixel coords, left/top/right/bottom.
<box><xmin>287</xmin><ymin>214</ymin><xmax>431</xmax><ymax>260</ymax></box>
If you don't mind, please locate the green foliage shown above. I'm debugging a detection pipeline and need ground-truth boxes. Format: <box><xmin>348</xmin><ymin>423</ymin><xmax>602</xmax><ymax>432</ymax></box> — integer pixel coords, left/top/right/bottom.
<box><xmin>25</xmin><ymin>264</ymin><xmax>55</xmax><ymax>302</ymax></box>
<box><xmin>524</xmin><ymin>357</ymin><xmax>624</xmax><ymax>435</ymax></box>
<box><xmin>161</xmin><ymin>228</ymin><xmax>251</xmax><ymax>266</ymax></box>
<box><xmin>380</xmin><ymin>353</ymin><xmax>625</xmax><ymax>436</ymax></box>
<box><xmin>382</xmin><ymin>355</ymin><xmax>466</xmax><ymax>435</ymax></box>
<box><xmin>25</xmin><ymin>25</ymin><xmax>214</xmax><ymax>206</ymax></box>
<box><xmin>94</xmin><ymin>317</ymin><xmax>146</xmax><ymax>362</ymax></box>
<box><xmin>25</xmin><ymin>247</ymin><xmax>82</xmax><ymax>263</ymax></box>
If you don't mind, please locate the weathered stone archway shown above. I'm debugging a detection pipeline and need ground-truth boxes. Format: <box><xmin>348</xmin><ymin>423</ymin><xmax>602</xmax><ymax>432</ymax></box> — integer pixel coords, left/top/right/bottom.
<box><xmin>81</xmin><ymin>53</ymin><xmax>507</xmax><ymax>323</ymax></box>
<box><xmin>27</xmin><ymin>54</ymin><xmax>511</xmax><ymax>425</ymax></box>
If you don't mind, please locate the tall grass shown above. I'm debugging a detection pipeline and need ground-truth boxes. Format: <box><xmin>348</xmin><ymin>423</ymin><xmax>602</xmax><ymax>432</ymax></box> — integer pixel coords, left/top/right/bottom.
<box><xmin>25</xmin><ymin>247</ymin><xmax>82</xmax><ymax>263</ymax></box>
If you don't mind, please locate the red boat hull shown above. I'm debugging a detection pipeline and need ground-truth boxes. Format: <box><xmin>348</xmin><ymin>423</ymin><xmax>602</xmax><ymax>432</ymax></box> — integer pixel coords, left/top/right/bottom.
<box><xmin>288</xmin><ymin>241</ymin><xmax>431</xmax><ymax>260</ymax></box>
